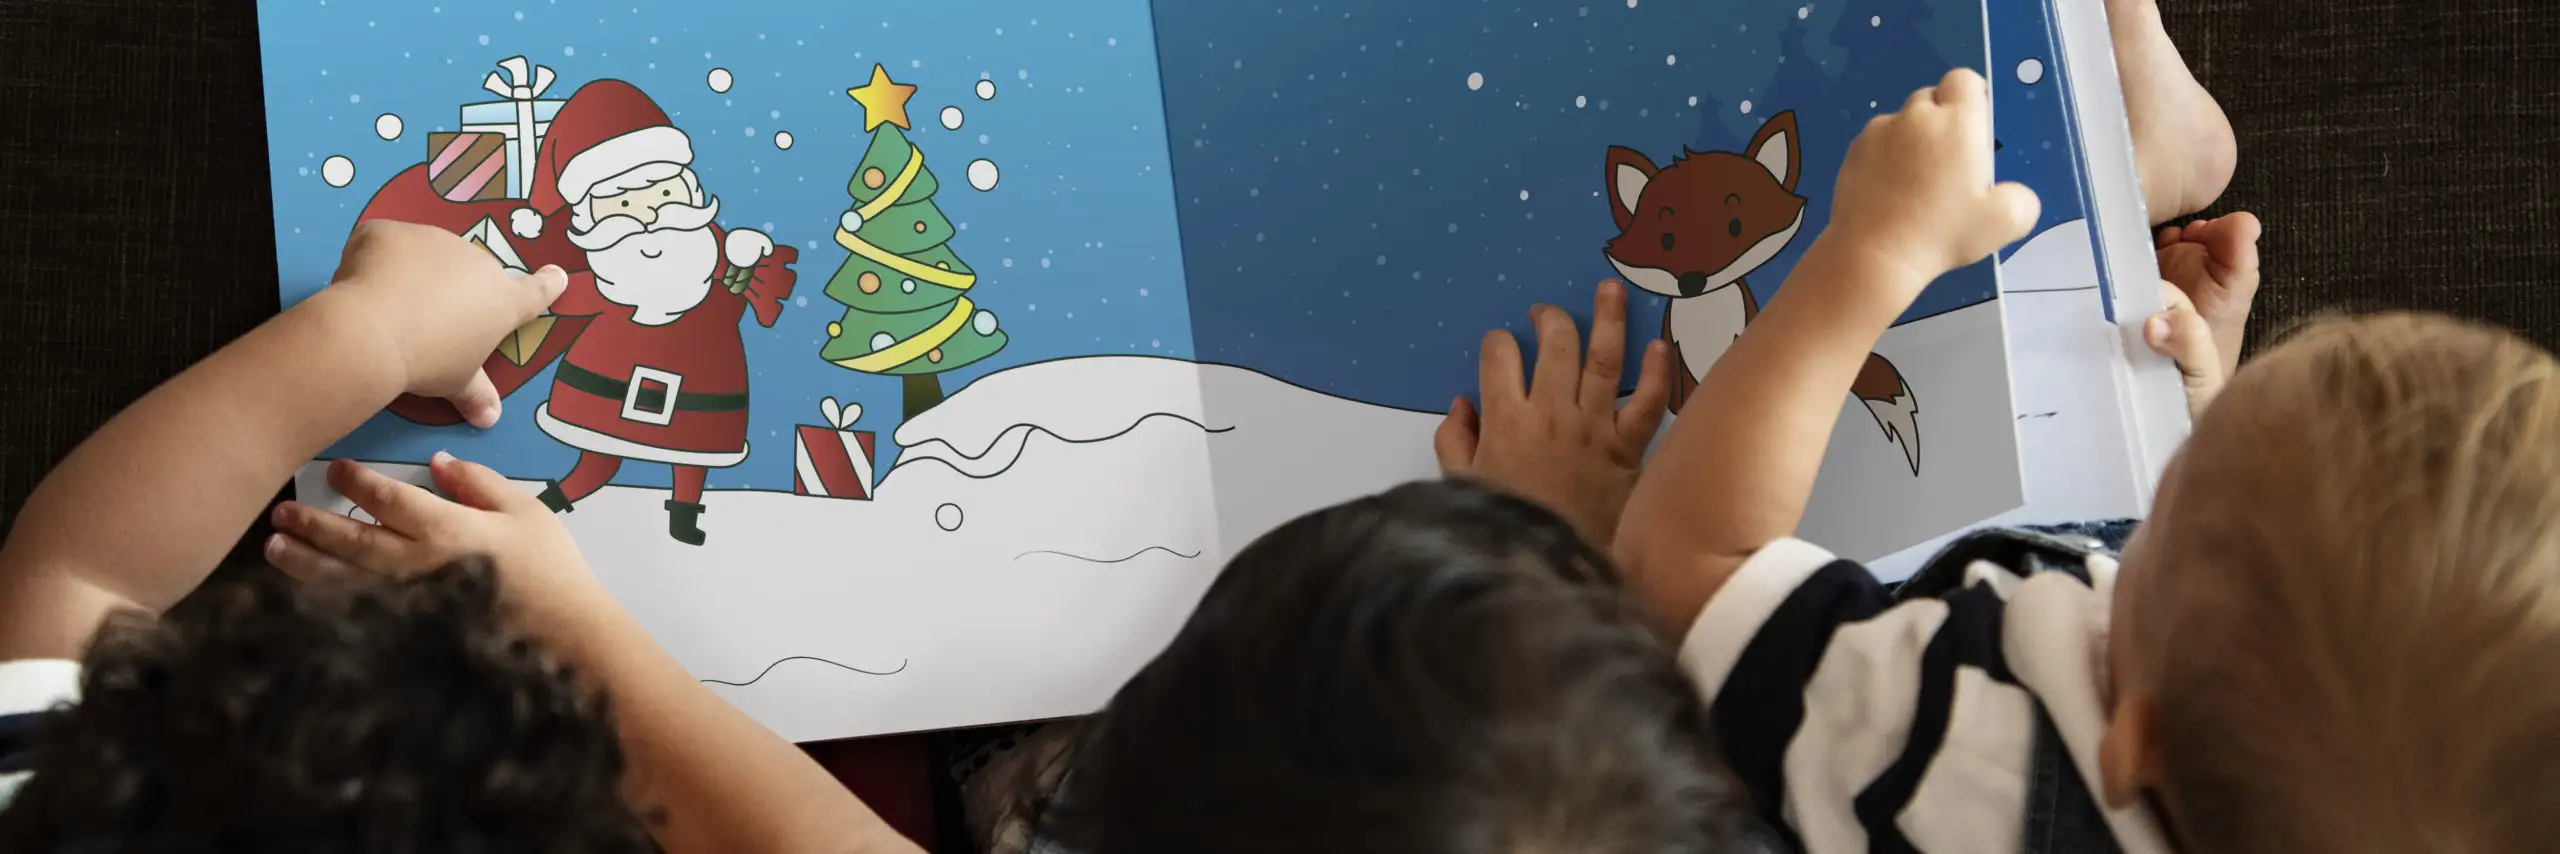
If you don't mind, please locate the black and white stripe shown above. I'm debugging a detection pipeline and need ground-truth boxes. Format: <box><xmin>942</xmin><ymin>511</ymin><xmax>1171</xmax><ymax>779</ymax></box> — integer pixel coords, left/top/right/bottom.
<box><xmin>1679</xmin><ymin>531</ymin><xmax>2170</xmax><ymax>853</ymax></box>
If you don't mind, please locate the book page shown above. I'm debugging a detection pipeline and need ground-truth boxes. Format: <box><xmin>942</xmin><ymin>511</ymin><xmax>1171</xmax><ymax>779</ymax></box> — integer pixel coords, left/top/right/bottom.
<box><xmin>1153</xmin><ymin>0</ymin><xmax>2024</xmax><ymax>562</ymax></box>
<box><xmin>260</xmin><ymin>2</ymin><xmax>1244</xmax><ymax>740</ymax></box>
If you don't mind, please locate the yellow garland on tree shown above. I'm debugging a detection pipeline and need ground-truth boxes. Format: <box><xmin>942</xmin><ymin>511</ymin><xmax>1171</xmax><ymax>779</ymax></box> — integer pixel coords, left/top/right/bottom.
<box><xmin>835</xmin><ymin>225</ymin><xmax>976</xmax><ymax>290</ymax></box>
<box><xmin>854</xmin><ymin>145</ymin><xmax>924</xmax><ymax>221</ymax></box>
<box><xmin>830</xmin><ymin>298</ymin><xmax>975</xmax><ymax>373</ymax></box>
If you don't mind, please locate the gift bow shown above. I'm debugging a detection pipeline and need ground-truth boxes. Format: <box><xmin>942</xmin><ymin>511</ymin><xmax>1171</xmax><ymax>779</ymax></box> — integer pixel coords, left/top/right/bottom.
<box><xmin>818</xmin><ymin>397</ymin><xmax>864</xmax><ymax>430</ymax></box>
<box><xmin>480</xmin><ymin>56</ymin><xmax>558</xmax><ymax>102</ymax></box>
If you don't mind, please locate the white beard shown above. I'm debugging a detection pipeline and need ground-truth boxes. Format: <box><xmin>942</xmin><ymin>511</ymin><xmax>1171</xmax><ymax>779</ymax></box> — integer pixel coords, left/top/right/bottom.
<box><xmin>586</xmin><ymin>225</ymin><xmax>719</xmax><ymax>326</ymax></box>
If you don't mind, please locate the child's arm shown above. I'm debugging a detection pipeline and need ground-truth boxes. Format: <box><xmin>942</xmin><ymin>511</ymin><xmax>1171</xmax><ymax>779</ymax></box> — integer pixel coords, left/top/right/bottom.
<box><xmin>0</xmin><ymin>221</ymin><xmax>565</xmax><ymax>661</ymax></box>
<box><xmin>266</xmin><ymin>456</ymin><xmax>921</xmax><ymax>854</ymax></box>
<box><xmin>1612</xmin><ymin>69</ymin><xmax>2040</xmax><ymax>635</ymax></box>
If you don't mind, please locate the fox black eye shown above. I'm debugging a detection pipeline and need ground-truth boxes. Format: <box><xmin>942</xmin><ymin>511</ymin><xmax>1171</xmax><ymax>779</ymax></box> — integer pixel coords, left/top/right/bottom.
<box><xmin>1728</xmin><ymin>218</ymin><xmax>1744</xmax><ymax>237</ymax></box>
<box><xmin>1660</xmin><ymin>233</ymin><xmax>1676</xmax><ymax>251</ymax></box>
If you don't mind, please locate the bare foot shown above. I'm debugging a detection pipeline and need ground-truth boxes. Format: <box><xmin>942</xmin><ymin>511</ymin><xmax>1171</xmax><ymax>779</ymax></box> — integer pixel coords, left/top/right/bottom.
<box><xmin>2107</xmin><ymin>0</ymin><xmax>2236</xmax><ymax>223</ymax></box>
<box><xmin>2155</xmin><ymin>211</ymin><xmax>2260</xmax><ymax>374</ymax></box>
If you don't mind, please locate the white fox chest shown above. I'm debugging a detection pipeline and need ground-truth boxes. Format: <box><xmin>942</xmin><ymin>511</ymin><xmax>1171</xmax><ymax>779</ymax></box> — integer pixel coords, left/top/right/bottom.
<box><xmin>1668</xmin><ymin>284</ymin><xmax>1752</xmax><ymax>382</ymax></box>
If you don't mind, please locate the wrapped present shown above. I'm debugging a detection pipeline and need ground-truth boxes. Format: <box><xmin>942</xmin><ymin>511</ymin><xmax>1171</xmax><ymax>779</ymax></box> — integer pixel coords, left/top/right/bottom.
<box><xmin>458</xmin><ymin>215</ymin><xmax>564</xmax><ymax>367</ymax></box>
<box><xmin>461</xmin><ymin>56</ymin><xmax>566</xmax><ymax>199</ymax></box>
<box><xmin>425</xmin><ymin>131</ymin><xmax>510</xmax><ymax>201</ymax></box>
<box><xmin>794</xmin><ymin>397</ymin><xmax>877</xmax><ymax>500</ymax></box>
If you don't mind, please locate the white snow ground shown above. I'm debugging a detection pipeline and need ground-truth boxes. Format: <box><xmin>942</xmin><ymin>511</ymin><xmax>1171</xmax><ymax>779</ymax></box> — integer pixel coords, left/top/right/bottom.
<box><xmin>296</xmin><ymin>218</ymin><xmax>2128</xmax><ymax>739</ymax></box>
<box><xmin>299</xmin><ymin>356</ymin><xmax>1442</xmax><ymax>741</ymax></box>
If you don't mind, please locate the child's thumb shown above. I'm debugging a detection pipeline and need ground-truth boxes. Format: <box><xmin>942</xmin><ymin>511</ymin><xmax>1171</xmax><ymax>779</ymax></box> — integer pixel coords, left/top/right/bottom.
<box><xmin>2146</xmin><ymin>283</ymin><xmax>2223</xmax><ymax>418</ymax></box>
<box><xmin>1969</xmin><ymin>182</ymin><xmax>2040</xmax><ymax>259</ymax></box>
<box><xmin>518</xmin><ymin>265</ymin><xmax>569</xmax><ymax>316</ymax></box>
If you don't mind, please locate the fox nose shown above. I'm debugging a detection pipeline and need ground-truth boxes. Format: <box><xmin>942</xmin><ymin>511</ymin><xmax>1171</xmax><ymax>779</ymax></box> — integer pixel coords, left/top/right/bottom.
<box><xmin>1677</xmin><ymin>272</ymin><xmax>1710</xmax><ymax>297</ymax></box>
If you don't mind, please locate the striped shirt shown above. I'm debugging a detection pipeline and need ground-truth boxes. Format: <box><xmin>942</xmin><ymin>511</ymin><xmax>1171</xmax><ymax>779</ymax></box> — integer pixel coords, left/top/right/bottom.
<box><xmin>0</xmin><ymin>660</ymin><xmax>80</xmax><ymax>812</ymax></box>
<box><xmin>1680</xmin><ymin>533</ymin><xmax>2172</xmax><ymax>853</ymax></box>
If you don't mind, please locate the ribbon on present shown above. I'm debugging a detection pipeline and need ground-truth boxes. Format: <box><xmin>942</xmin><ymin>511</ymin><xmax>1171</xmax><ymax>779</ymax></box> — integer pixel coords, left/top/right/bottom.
<box><xmin>472</xmin><ymin>56</ymin><xmax>560</xmax><ymax>199</ymax></box>
<box><xmin>794</xmin><ymin>397</ymin><xmax>877</xmax><ymax>500</ymax></box>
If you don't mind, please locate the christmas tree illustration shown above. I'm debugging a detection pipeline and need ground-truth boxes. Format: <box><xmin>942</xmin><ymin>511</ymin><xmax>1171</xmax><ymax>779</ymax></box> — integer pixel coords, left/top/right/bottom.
<box><xmin>818</xmin><ymin>64</ymin><xmax>1007</xmax><ymax>419</ymax></box>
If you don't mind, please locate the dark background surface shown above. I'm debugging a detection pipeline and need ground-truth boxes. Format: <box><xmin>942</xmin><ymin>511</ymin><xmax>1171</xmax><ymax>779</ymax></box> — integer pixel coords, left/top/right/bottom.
<box><xmin>3</xmin><ymin>0</ymin><xmax>2557</xmax><ymax>525</ymax></box>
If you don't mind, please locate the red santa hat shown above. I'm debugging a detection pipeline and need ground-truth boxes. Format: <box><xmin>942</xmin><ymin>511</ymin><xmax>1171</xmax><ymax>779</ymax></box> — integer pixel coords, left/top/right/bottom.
<box><xmin>510</xmin><ymin>79</ymin><xmax>694</xmax><ymax>240</ymax></box>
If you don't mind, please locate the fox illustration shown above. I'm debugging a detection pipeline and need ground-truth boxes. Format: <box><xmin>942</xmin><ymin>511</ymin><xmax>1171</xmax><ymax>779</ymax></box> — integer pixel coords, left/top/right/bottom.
<box><xmin>1602</xmin><ymin>111</ymin><xmax>1922</xmax><ymax>475</ymax></box>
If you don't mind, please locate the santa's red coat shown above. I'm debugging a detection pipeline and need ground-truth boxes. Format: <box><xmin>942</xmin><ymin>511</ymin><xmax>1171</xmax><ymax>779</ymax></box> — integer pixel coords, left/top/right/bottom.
<box><xmin>532</xmin><ymin>227</ymin><xmax>797</xmax><ymax>468</ymax></box>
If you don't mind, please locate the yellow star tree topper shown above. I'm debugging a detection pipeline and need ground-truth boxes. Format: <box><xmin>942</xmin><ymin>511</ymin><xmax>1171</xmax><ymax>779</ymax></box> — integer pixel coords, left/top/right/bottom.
<box><xmin>846</xmin><ymin>64</ymin><xmax>916</xmax><ymax>131</ymax></box>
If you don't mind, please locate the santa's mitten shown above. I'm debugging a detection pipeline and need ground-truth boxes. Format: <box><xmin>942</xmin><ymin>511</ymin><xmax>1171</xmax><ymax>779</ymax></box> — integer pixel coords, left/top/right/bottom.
<box><xmin>742</xmin><ymin>245</ymin><xmax>799</xmax><ymax>327</ymax></box>
<box><xmin>723</xmin><ymin>228</ymin><xmax>776</xmax><ymax>268</ymax></box>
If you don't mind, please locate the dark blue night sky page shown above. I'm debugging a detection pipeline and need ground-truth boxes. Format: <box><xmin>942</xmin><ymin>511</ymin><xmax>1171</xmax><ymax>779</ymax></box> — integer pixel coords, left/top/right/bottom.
<box><xmin>1154</xmin><ymin>0</ymin><xmax>1993</xmax><ymax>413</ymax></box>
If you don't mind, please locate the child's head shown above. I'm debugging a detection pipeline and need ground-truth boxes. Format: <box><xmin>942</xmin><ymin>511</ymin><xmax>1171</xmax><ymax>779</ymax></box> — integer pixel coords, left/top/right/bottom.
<box><xmin>0</xmin><ymin>559</ymin><xmax>655</xmax><ymax>853</ymax></box>
<box><xmin>1044</xmin><ymin>479</ymin><xmax>1756</xmax><ymax>853</ymax></box>
<box><xmin>2106</xmin><ymin>313</ymin><xmax>2560</xmax><ymax>851</ymax></box>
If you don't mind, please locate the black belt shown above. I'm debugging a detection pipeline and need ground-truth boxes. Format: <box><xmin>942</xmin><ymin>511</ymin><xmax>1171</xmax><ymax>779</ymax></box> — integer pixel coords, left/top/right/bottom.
<box><xmin>557</xmin><ymin>362</ymin><xmax>749</xmax><ymax>413</ymax></box>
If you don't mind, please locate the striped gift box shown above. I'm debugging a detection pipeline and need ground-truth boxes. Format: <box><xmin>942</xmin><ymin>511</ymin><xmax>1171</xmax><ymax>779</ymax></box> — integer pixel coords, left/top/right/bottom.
<box><xmin>793</xmin><ymin>397</ymin><xmax>875</xmax><ymax>500</ymax></box>
<box><xmin>424</xmin><ymin>132</ymin><xmax>510</xmax><ymax>202</ymax></box>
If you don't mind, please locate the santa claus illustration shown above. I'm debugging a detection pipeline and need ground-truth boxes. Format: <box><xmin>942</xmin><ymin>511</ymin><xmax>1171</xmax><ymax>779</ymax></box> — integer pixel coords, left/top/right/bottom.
<box><xmin>503</xmin><ymin>79</ymin><xmax>797</xmax><ymax>546</ymax></box>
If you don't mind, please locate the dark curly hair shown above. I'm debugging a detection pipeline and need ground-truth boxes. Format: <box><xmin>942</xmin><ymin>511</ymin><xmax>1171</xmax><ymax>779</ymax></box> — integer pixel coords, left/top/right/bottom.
<box><xmin>1039</xmin><ymin>479</ymin><xmax>1760</xmax><ymax>853</ymax></box>
<box><xmin>0</xmin><ymin>558</ymin><xmax>657</xmax><ymax>853</ymax></box>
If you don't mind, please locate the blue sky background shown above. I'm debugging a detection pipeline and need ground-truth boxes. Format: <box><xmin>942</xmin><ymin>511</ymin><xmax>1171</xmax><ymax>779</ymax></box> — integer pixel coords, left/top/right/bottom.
<box><xmin>1154</xmin><ymin>0</ymin><xmax>2001</xmax><ymax>410</ymax></box>
<box><xmin>259</xmin><ymin>0</ymin><xmax>2095</xmax><ymax>490</ymax></box>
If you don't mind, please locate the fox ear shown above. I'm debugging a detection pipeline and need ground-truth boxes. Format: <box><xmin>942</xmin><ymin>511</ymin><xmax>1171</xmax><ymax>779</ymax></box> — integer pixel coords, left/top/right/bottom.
<box><xmin>1748</xmin><ymin>111</ymin><xmax>1802</xmax><ymax>192</ymax></box>
<box><xmin>1604</xmin><ymin>146</ymin><xmax>1658</xmax><ymax>232</ymax></box>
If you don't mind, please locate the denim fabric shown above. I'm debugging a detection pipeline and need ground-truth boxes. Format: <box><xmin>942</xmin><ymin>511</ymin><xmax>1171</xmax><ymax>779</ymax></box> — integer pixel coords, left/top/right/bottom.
<box><xmin>2020</xmin><ymin>710</ymin><xmax>2126</xmax><ymax>854</ymax></box>
<box><xmin>2023</xmin><ymin>519</ymin><xmax>2138</xmax><ymax>554</ymax></box>
<box><xmin>1894</xmin><ymin>524</ymin><xmax>2134</xmax><ymax>854</ymax></box>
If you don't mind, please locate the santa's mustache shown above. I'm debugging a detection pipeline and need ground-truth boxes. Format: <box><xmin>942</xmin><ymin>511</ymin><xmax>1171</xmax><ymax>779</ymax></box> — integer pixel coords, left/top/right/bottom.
<box><xmin>568</xmin><ymin>196</ymin><xmax>723</xmax><ymax>252</ymax></box>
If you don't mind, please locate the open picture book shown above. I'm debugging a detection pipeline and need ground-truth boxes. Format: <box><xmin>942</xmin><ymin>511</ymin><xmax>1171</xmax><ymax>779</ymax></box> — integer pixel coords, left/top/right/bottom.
<box><xmin>257</xmin><ymin>0</ymin><xmax>2185</xmax><ymax>740</ymax></box>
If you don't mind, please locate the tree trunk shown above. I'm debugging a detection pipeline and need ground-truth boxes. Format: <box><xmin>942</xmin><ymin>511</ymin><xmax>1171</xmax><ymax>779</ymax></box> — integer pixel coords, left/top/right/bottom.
<box><xmin>903</xmin><ymin>373</ymin><xmax>946</xmax><ymax>419</ymax></box>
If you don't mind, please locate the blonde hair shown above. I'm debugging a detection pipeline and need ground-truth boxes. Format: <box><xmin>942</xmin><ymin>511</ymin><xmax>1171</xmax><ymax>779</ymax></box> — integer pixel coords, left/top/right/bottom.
<box><xmin>2137</xmin><ymin>313</ymin><xmax>2560</xmax><ymax>852</ymax></box>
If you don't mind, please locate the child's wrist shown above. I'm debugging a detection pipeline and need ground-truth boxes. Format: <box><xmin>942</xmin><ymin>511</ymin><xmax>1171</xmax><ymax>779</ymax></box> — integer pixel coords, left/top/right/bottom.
<box><xmin>1796</xmin><ymin>234</ymin><xmax>1935</xmax><ymax>326</ymax></box>
<box><xmin>292</xmin><ymin>286</ymin><xmax>416</xmax><ymax>405</ymax></box>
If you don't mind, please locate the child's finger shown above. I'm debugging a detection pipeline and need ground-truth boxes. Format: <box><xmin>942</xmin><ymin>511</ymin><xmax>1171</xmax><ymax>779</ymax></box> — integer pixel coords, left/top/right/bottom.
<box><xmin>1528</xmin><ymin>304</ymin><xmax>1584</xmax><ymax>406</ymax></box>
<box><xmin>450</xmin><ymin>370</ymin><xmax>504</xmax><ymax>430</ymax></box>
<box><xmin>1477</xmin><ymin>329</ymin><xmax>1528</xmax><ymax>414</ymax></box>
<box><xmin>2154</xmin><ymin>224</ymin><xmax>2184</xmax><ymax>249</ymax></box>
<box><xmin>1580</xmin><ymin>281</ymin><xmax>1630</xmax><ymax>415</ymax></box>
<box><xmin>1933</xmin><ymin>67</ymin><xmax>1987</xmax><ymax>105</ymax></box>
<box><xmin>1434</xmin><ymin>397</ymin><xmax>1480</xmax><ymax>473</ymax></box>
<box><xmin>1617</xmin><ymin>340</ymin><xmax>1674</xmax><ymax>448</ymax></box>
<box><xmin>325</xmin><ymin>457</ymin><xmax>445</xmax><ymax>536</ymax></box>
<box><xmin>263</xmin><ymin>532</ymin><xmax>376</xmax><ymax>585</ymax></box>
<box><xmin>1903</xmin><ymin>84</ymin><xmax>1938</xmax><ymax>113</ymax></box>
<box><xmin>270</xmin><ymin>500</ymin><xmax>413</xmax><ymax>573</ymax></box>
<box><xmin>428</xmin><ymin>450</ymin><xmax>535</xmax><ymax>513</ymax></box>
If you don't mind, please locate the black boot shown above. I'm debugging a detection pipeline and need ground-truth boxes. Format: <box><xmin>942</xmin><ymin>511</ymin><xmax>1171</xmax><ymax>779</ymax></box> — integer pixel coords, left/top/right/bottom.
<box><xmin>537</xmin><ymin>480</ymin><xmax>575</xmax><ymax>514</ymax></box>
<box><xmin>665</xmin><ymin>499</ymin><xmax>707</xmax><ymax>546</ymax></box>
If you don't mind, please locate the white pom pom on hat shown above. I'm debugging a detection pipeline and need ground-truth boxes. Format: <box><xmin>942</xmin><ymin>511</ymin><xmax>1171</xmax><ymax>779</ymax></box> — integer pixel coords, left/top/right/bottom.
<box><xmin>510</xmin><ymin>207</ymin><xmax>545</xmax><ymax>240</ymax></box>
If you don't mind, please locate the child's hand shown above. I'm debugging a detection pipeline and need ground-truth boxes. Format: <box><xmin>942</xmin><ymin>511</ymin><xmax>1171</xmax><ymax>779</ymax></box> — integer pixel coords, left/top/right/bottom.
<box><xmin>1826</xmin><ymin>68</ymin><xmax>2040</xmax><ymax>298</ymax></box>
<box><xmin>1436</xmin><ymin>280</ymin><xmax>1673</xmax><ymax>546</ymax></box>
<box><xmin>2155</xmin><ymin>211</ymin><xmax>2262</xmax><ymax>380</ymax></box>
<box><xmin>265</xmin><ymin>454</ymin><xmax>605</xmax><ymax>628</ymax></box>
<box><xmin>322</xmin><ymin>221</ymin><xmax>570</xmax><ymax>428</ymax></box>
<box><xmin>2145</xmin><ymin>281</ymin><xmax>2225</xmax><ymax>418</ymax></box>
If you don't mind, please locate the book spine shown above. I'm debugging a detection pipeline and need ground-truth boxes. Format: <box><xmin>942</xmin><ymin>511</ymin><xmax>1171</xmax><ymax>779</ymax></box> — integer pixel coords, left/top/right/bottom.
<box><xmin>2051</xmin><ymin>0</ymin><xmax>2191</xmax><ymax>504</ymax></box>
